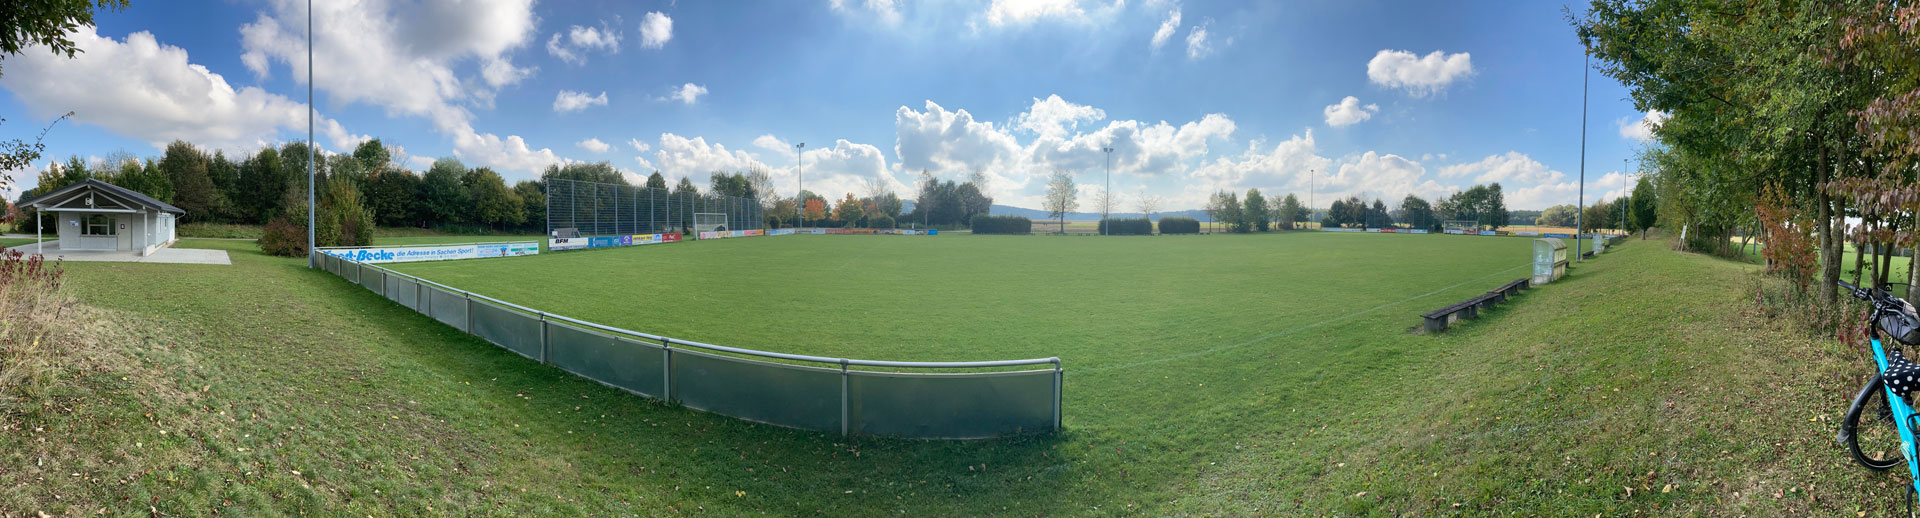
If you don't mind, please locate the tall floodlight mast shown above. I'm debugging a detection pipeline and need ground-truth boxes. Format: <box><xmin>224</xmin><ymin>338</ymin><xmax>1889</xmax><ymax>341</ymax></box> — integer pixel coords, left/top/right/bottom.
<box><xmin>306</xmin><ymin>0</ymin><xmax>315</xmax><ymax>268</ymax></box>
<box><xmin>1102</xmin><ymin>146</ymin><xmax>1114</xmax><ymax>235</ymax></box>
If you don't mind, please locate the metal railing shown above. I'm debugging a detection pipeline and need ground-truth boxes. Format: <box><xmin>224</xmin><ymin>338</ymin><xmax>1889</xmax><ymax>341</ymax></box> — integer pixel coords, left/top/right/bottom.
<box><xmin>313</xmin><ymin>246</ymin><xmax>1063</xmax><ymax>439</ymax></box>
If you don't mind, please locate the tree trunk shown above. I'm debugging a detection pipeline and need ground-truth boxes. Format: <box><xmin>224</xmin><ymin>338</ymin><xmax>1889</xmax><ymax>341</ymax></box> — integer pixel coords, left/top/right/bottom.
<box><xmin>1818</xmin><ymin>139</ymin><xmax>1839</xmax><ymax>302</ymax></box>
<box><xmin>1882</xmin><ymin>241</ymin><xmax>1896</xmax><ymax>287</ymax></box>
<box><xmin>1855</xmin><ymin>236</ymin><xmax>1867</xmax><ymax>285</ymax></box>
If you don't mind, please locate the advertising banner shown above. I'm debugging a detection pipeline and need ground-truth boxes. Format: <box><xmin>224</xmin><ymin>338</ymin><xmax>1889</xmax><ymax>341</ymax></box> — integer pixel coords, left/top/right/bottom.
<box><xmin>1444</xmin><ymin>230</ymin><xmax>1465</xmax><ymax>235</ymax></box>
<box><xmin>697</xmin><ymin>230</ymin><xmax>757</xmax><ymax>240</ymax></box>
<box><xmin>1321</xmin><ymin>227</ymin><xmax>1362</xmax><ymax>232</ymax></box>
<box><xmin>1478</xmin><ymin>231</ymin><xmax>1497</xmax><ymax>236</ymax></box>
<box><xmin>1515</xmin><ymin>231</ymin><xmax>1540</xmax><ymax>237</ymax></box>
<box><xmin>1406</xmin><ymin>229</ymin><xmax>1429</xmax><ymax>234</ymax></box>
<box><xmin>928</xmin><ymin>229</ymin><xmax>938</xmax><ymax>235</ymax></box>
<box><xmin>1379</xmin><ymin>228</ymin><xmax>1397</xmax><ymax>233</ymax></box>
<box><xmin>769</xmin><ymin>228</ymin><xmax>796</xmax><ymax>236</ymax></box>
<box><xmin>322</xmin><ymin>242</ymin><xmax>542</xmax><ymax>264</ymax></box>
<box><xmin>1543</xmin><ymin>233</ymin><xmax>1573</xmax><ymax>238</ymax></box>
<box><xmin>1364</xmin><ymin>228</ymin><xmax>1382</xmax><ymax>233</ymax></box>
<box><xmin>550</xmin><ymin>237</ymin><xmax>588</xmax><ymax>251</ymax></box>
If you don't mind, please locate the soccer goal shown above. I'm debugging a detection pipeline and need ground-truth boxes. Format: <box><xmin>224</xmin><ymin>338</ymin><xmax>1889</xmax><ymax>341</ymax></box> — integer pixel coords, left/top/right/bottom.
<box><xmin>695</xmin><ymin>213</ymin><xmax>730</xmax><ymax>234</ymax></box>
<box><xmin>1443</xmin><ymin>220</ymin><xmax>1478</xmax><ymax>234</ymax></box>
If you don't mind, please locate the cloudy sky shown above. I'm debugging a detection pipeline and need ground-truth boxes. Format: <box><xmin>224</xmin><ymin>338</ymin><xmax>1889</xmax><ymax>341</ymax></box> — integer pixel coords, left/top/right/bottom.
<box><xmin>0</xmin><ymin>0</ymin><xmax>1656</xmax><ymax>211</ymax></box>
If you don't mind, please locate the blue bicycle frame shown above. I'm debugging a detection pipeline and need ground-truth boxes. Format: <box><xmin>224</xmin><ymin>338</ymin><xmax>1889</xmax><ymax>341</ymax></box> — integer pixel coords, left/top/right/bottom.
<box><xmin>1867</xmin><ymin>330</ymin><xmax>1920</xmax><ymax>498</ymax></box>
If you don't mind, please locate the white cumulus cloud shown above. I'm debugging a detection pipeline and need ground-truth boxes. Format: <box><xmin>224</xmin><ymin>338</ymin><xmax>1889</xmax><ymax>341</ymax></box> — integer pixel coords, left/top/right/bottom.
<box><xmin>1185</xmin><ymin>22</ymin><xmax>1212</xmax><ymax>60</ymax></box>
<box><xmin>1015</xmin><ymin>94</ymin><xmax>1106</xmax><ymax>140</ymax></box>
<box><xmin>576</xmin><ymin>138</ymin><xmax>610</xmax><ymax>153</ymax></box>
<box><xmin>986</xmin><ymin>0</ymin><xmax>1087</xmax><ymax>26</ymax></box>
<box><xmin>640</xmin><ymin>12</ymin><xmax>673</xmax><ymax>49</ymax></box>
<box><xmin>1367</xmin><ymin>49</ymin><xmax>1474</xmax><ymax>98</ymax></box>
<box><xmin>1618</xmin><ymin>110</ymin><xmax>1667</xmax><ymax>142</ymax></box>
<box><xmin>1322</xmin><ymin>96</ymin><xmax>1379</xmax><ymax>127</ymax></box>
<box><xmin>628</xmin><ymin>138</ymin><xmax>651</xmax><ymax>153</ymax></box>
<box><xmin>238</xmin><ymin>0</ymin><xmax>568</xmax><ymax>178</ymax></box>
<box><xmin>667</xmin><ymin>83</ymin><xmax>707</xmax><ymax>104</ymax></box>
<box><xmin>753</xmin><ymin>134</ymin><xmax>791</xmax><ymax>153</ymax></box>
<box><xmin>546</xmin><ymin>22</ymin><xmax>622</xmax><ymax>66</ymax></box>
<box><xmin>553</xmin><ymin>90</ymin><xmax>608</xmax><ymax>113</ymax></box>
<box><xmin>1438</xmin><ymin>151</ymin><xmax>1565</xmax><ymax>185</ymax></box>
<box><xmin>0</xmin><ymin>26</ymin><xmax>368</xmax><ymax>156</ymax></box>
<box><xmin>1151</xmin><ymin>8</ymin><xmax>1181</xmax><ymax>50</ymax></box>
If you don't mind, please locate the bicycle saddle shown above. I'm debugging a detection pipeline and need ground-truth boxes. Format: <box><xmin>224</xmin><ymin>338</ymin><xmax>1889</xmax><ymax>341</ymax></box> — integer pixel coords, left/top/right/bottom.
<box><xmin>1885</xmin><ymin>349</ymin><xmax>1920</xmax><ymax>401</ymax></box>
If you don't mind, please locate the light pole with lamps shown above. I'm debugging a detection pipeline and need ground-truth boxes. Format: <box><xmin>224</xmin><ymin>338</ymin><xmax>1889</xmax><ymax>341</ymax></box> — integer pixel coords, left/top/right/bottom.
<box><xmin>305</xmin><ymin>0</ymin><xmax>315</xmax><ymax>268</ymax></box>
<box><xmin>794</xmin><ymin>142</ymin><xmax>804</xmax><ymax>227</ymax></box>
<box><xmin>1102</xmin><ymin>147</ymin><xmax>1113</xmax><ymax>235</ymax></box>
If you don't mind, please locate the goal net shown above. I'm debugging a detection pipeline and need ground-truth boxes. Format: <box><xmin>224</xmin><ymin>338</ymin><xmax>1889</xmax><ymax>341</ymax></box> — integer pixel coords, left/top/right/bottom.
<box><xmin>695</xmin><ymin>213</ymin><xmax>730</xmax><ymax>234</ymax></box>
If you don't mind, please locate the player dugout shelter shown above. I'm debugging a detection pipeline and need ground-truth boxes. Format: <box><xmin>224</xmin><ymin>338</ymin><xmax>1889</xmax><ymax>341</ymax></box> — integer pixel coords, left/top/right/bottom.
<box><xmin>18</xmin><ymin>178</ymin><xmax>183</xmax><ymax>256</ymax></box>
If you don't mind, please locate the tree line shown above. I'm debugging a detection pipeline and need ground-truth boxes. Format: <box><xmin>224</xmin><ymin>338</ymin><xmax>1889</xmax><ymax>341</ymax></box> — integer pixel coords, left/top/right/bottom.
<box><xmin>1579</xmin><ymin>0</ymin><xmax>1920</xmax><ymax>303</ymax></box>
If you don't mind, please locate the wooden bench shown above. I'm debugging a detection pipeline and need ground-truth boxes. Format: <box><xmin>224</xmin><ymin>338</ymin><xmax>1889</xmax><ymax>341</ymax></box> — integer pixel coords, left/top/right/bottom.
<box><xmin>1421</xmin><ymin>278</ymin><xmax>1530</xmax><ymax>333</ymax></box>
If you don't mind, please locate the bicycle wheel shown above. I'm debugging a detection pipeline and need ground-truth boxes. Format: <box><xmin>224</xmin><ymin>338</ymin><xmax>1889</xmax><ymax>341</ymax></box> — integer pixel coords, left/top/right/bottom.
<box><xmin>1842</xmin><ymin>376</ymin><xmax>1905</xmax><ymax>471</ymax></box>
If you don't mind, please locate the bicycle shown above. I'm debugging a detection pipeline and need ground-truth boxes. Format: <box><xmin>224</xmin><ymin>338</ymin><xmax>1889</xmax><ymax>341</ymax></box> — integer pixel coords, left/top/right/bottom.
<box><xmin>1839</xmin><ymin>281</ymin><xmax>1920</xmax><ymax>512</ymax></box>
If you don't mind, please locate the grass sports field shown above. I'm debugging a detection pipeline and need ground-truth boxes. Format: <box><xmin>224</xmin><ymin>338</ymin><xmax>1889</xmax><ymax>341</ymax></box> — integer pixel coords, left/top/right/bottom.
<box><xmin>7</xmin><ymin>231</ymin><xmax>1902</xmax><ymax>515</ymax></box>
<box><xmin>388</xmin><ymin>233</ymin><xmax>1534</xmax><ymax>363</ymax></box>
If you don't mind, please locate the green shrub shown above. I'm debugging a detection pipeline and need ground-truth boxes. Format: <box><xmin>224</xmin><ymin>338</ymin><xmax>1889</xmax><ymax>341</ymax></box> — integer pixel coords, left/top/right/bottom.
<box><xmin>258</xmin><ymin>218</ymin><xmax>307</xmax><ymax>257</ymax></box>
<box><xmin>1158</xmin><ymin>217</ymin><xmax>1200</xmax><ymax>234</ymax></box>
<box><xmin>867</xmin><ymin>215</ymin><xmax>895</xmax><ymax>229</ymax></box>
<box><xmin>1098</xmin><ymin>218</ymin><xmax>1153</xmax><ymax>235</ymax></box>
<box><xmin>970</xmin><ymin>215</ymin><xmax>1032</xmax><ymax>234</ymax></box>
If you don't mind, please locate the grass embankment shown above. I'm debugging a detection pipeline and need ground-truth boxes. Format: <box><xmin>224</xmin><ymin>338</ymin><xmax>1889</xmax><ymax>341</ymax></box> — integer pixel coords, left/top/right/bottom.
<box><xmin>0</xmin><ymin>233</ymin><xmax>1901</xmax><ymax>515</ymax></box>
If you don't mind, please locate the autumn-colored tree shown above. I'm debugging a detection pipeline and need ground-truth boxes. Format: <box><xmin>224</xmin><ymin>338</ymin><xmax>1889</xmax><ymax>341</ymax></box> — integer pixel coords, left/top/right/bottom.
<box><xmin>803</xmin><ymin>198</ymin><xmax>828</xmax><ymax>223</ymax></box>
<box><xmin>833</xmin><ymin>193</ymin><xmax>865</xmax><ymax>226</ymax></box>
<box><xmin>1756</xmin><ymin>184</ymin><xmax>1817</xmax><ymax>294</ymax></box>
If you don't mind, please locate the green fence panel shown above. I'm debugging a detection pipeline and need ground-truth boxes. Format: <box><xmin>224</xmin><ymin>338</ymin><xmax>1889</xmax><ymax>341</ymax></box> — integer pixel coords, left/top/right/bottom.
<box><xmin>362</xmin><ymin>268</ymin><xmax>384</xmax><ymax>295</ymax></box>
<box><xmin>547</xmin><ymin>323</ymin><xmax>666</xmax><ymax>398</ymax></box>
<box><xmin>471</xmin><ymin>302</ymin><xmax>544</xmax><ymax>360</ymax></box>
<box><xmin>670</xmin><ymin>349</ymin><xmax>841</xmax><ymax>433</ymax></box>
<box><xmin>385</xmin><ymin>276</ymin><xmax>419</xmax><ymax>310</ymax></box>
<box><xmin>425</xmin><ymin>286</ymin><xmax>468</xmax><ymax>332</ymax></box>
<box><xmin>849</xmin><ymin>370</ymin><xmax>1056</xmax><ymax>438</ymax></box>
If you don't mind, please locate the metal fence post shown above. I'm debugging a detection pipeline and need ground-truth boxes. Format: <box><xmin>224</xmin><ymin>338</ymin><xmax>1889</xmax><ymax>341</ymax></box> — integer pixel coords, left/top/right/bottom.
<box><xmin>840</xmin><ymin>359</ymin><xmax>851</xmax><ymax>438</ymax></box>
<box><xmin>539</xmin><ymin>313</ymin><xmax>549</xmax><ymax>364</ymax></box>
<box><xmin>464</xmin><ymin>291</ymin><xmax>473</xmax><ymax>333</ymax></box>
<box><xmin>422</xmin><ymin>281</ymin><xmax>429</xmax><ymax>314</ymax></box>
<box><xmin>661</xmin><ymin>338</ymin><xmax>675</xmax><ymax>402</ymax></box>
<box><xmin>1052</xmin><ymin>358</ymin><xmax>1063</xmax><ymax>433</ymax></box>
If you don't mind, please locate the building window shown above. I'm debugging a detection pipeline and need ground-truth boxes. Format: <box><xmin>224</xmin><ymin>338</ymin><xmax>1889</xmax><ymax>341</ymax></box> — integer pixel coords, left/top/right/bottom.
<box><xmin>82</xmin><ymin>214</ymin><xmax>116</xmax><ymax>236</ymax></box>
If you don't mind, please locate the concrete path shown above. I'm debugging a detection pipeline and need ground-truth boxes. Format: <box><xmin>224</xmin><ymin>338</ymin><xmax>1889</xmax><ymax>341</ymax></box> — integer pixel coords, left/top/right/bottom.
<box><xmin>11</xmin><ymin>242</ymin><xmax>231</xmax><ymax>265</ymax></box>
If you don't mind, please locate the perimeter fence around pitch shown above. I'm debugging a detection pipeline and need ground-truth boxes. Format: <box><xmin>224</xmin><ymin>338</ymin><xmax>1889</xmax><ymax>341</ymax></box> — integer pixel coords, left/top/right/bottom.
<box><xmin>546</xmin><ymin>177</ymin><xmax>766</xmax><ymax>236</ymax></box>
<box><xmin>312</xmin><ymin>247</ymin><xmax>1062</xmax><ymax>439</ymax></box>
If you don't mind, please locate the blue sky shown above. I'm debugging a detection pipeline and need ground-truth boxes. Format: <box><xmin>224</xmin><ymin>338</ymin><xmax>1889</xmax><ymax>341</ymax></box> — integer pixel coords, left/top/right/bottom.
<box><xmin>0</xmin><ymin>0</ymin><xmax>1654</xmax><ymax>211</ymax></box>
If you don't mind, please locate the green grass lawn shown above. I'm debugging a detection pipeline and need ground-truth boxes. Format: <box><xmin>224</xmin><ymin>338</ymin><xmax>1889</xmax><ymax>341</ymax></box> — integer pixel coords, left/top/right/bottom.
<box><xmin>0</xmin><ymin>237</ymin><xmax>37</xmax><ymax>248</ymax></box>
<box><xmin>389</xmin><ymin>233</ymin><xmax>1537</xmax><ymax>363</ymax></box>
<box><xmin>3</xmin><ymin>232</ymin><xmax>1901</xmax><ymax>515</ymax></box>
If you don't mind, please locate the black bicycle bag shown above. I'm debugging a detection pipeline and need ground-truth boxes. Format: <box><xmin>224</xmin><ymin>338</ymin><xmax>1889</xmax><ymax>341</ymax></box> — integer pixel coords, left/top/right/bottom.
<box><xmin>1880</xmin><ymin>298</ymin><xmax>1920</xmax><ymax>345</ymax></box>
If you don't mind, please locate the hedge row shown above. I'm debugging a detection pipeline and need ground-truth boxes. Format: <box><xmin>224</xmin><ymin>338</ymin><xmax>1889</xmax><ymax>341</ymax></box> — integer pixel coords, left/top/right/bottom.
<box><xmin>1158</xmin><ymin>217</ymin><xmax>1200</xmax><ymax>234</ymax></box>
<box><xmin>1098</xmin><ymin>218</ymin><xmax>1154</xmax><ymax>235</ymax></box>
<box><xmin>971</xmin><ymin>215</ymin><xmax>1033</xmax><ymax>234</ymax></box>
